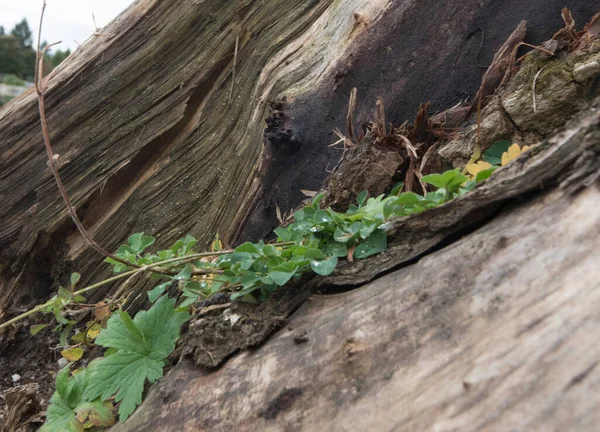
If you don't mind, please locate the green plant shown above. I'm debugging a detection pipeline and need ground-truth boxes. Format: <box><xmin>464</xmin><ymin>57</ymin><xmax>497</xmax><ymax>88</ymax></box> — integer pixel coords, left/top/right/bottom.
<box><xmin>0</xmin><ymin>73</ymin><xmax>26</xmax><ymax>86</ymax></box>
<box><xmin>5</xmin><ymin>166</ymin><xmax>498</xmax><ymax>429</ymax></box>
<box><xmin>41</xmin><ymin>366</ymin><xmax>115</xmax><ymax>432</ymax></box>
<box><xmin>83</xmin><ymin>296</ymin><xmax>189</xmax><ymax>421</ymax></box>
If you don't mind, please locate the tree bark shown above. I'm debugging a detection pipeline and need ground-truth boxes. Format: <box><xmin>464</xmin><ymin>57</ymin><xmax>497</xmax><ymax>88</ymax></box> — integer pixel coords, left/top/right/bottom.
<box><xmin>112</xmin><ymin>101</ymin><xmax>600</xmax><ymax>431</ymax></box>
<box><xmin>0</xmin><ymin>1</ymin><xmax>599</xmax><ymax>430</ymax></box>
<box><xmin>0</xmin><ymin>0</ymin><xmax>597</xmax><ymax>318</ymax></box>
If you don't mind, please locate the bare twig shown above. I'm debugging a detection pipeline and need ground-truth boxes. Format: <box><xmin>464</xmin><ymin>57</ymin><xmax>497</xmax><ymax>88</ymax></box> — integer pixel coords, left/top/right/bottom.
<box><xmin>517</xmin><ymin>42</ymin><xmax>556</xmax><ymax>63</ymax></box>
<box><xmin>35</xmin><ymin>1</ymin><xmax>137</xmax><ymax>270</ymax></box>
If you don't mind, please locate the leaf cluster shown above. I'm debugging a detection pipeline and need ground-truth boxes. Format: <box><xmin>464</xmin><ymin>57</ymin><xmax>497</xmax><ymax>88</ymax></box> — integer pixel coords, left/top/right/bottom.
<box><xmin>38</xmin><ymin>164</ymin><xmax>501</xmax><ymax>427</ymax></box>
<box><xmin>41</xmin><ymin>296</ymin><xmax>189</xmax><ymax>428</ymax></box>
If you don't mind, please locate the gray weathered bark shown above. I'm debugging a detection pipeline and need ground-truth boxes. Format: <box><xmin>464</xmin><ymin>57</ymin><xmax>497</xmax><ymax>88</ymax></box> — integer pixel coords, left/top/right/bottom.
<box><xmin>0</xmin><ymin>0</ymin><xmax>596</xmax><ymax>319</ymax></box>
<box><xmin>112</xmin><ymin>100</ymin><xmax>600</xmax><ymax>431</ymax></box>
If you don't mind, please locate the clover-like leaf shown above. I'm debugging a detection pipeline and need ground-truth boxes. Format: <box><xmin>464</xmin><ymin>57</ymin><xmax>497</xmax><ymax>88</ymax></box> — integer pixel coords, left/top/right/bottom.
<box><xmin>147</xmin><ymin>281</ymin><xmax>171</xmax><ymax>303</ymax></box>
<box><xmin>83</xmin><ymin>297</ymin><xmax>189</xmax><ymax>421</ymax></box>
<box><xmin>127</xmin><ymin>233</ymin><xmax>156</xmax><ymax>254</ymax></box>
<box><xmin>30</xmin><ymin>324</ymin><xmax>49</xmax><ymax>335</ymax></box>
<box><xmin>41</xmin><ymin>367</ymin><xmax>116</xmax><ymax>432</ymax></box>
<box><xmin>61</xmin><ymin>347</ymin><xmax>84</xmax><ymax>362</ymax></box>
<box><xmin>354</xmin><ymin>229</ymin><xmax>387</xmax><ymax>259</ymax></box>
<box><xmin>356</xmin><ymin>191</ymin><xmax>368</xmax><ymax>207</ymax></box>
<box><xmin>310</xmin><ymin>255</ymin><xmax>338</xmax><ymax>276</ymax></box>
<box><xmin>501</xmin><ymin>143</ymin><xmax>530</xmax><ymax>166</ymax></box>
<box><xmin>421</xmin><ymin>173</ymin><xmax>446</xmax><ymax>189</ymax></box>
<box><xmin>483</xmin><ymin>140</ymin><xmax>511</xmax><ymax>165</ymax></box>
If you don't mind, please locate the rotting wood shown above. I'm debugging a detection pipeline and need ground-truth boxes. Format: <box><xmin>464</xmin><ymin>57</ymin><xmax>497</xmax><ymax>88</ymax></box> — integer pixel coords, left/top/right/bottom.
<box><xmin>172</xmin><ymin>95</ymin><xmax>600</xmax><ymax>370</ymax></box>
<box><xmin>0</xmin><ymin>0</ymin><xmax>391</xmax><ymax>318</ymax></box>
<box><xmin>110</xmin><ymin>120</ymin><xmax>600</xmax><ymax>431</ymax></box>
<box><xmin>1</xmin><ymin>1</ymin><xmax>597</xmax><ymax>324</ymax></box>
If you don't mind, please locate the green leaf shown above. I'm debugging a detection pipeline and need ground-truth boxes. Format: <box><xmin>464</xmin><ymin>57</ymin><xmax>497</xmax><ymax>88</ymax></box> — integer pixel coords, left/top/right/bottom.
<box><xmin>314</xmin><ymin>210</ymin><xmax>333</xmax><ymax>224</ymax></box>
<box><xmin>174</xmin><ymin>264</ymin><xmax>192</xmax><ymax>280</ymax></box>
<box><xmin>311</xmin><ymin>193</ymin><xmax>324</xmax><ymax>207</ymax></box>
<box><xmin>147</xmin><ymin>282</ymin><xmax>171</xmax><ymax>303</ymax></box>
<box><xmin>40</xmin><ymin>391</ymin><xmax>82</xmax><ymax>432</ymax></box>
<box><xmin>354</xmin><ymin>229</ymin><xmax>387</xmax><ymax>259</ymax></box>
<box><xmin>269</xmin><ymin>270</ymin><xmax>296</xmax><ymax>286</ymax></box>
<box><xmin>127</xmin><ymin>233</ymin><xmax>156</xmax><ymax>254</ymax></box>
<box><xmin>310</xmin><ymin>255</ymin><xmax>338</xmax><ymax>276</ymax></box>
<box><xmin>395</xmin><ymin>192</ymin><xmax>422</xmax><ymax>205</ymax></box>
<box><xmin>333</xmin><ymin>226</ymin><xmax>354</xmax><ymax>243</ymax></box>
<box><xmin>293</xmin><ymin>208</ymin><xmax>305</xmax><ymax>221</ymax></box>
<box><xmin>156</xmin><ymin>250</ymin><xmax>175</xmax><ymax>261</ymax></box>
<box><xmin>83</xmin><ymin>297</ymin><xmax>190</xmax><ymax>421</ymax></box>
<box><xmin>475</xmin><ymin>166</ymin><xmax>497</xmax><ymax>183</ymax></box>
<box><xmin>117</xmin><ymin>309</ymin><xmax>145</xmax><ymax>346</ymax></box>
<box><xmin>30</xmin><ymin>324</ymin><xmax>48</xmax><ymax>335</ymax></box>
<box><xmin>58</xmin><ymin>287</ymin><xmax>72</xmax><ymax>303</ymax></box>
<box><xmin>274</xmin><ymin>227</ymin><xmax>291</xmax><ymax>241</ymax></box>
<box><xmin>442</xmin><ymin>170</ymin><xmax>468</xmax><ymax>193</ymax></box>
<box><xmin>268</xmin><ymin>263</ymin><xmax>298</xmax><ymax>286</ymax></box>
<box><xmin>70</xmin><ymin>272</ymin><xmax>81</xmax><ymax>287</ymax></box>
<box><xmin>41</xmin><ymin>367</ymin><xmax>116</xmax><ymax>432</ymax></box>
<box><xmin>235</xmin><ymin>242</ymin><xmax>259</xmax><ymax>254</ymax></box>
<box><xmin>421</xmin><ymin>173</ymin><xmax>446</xmax><ymax>189</ymax></box>
<box><xmin>262</xmin><ymin>245</ymin><xmax>278</xmax><ymax>257</ymax></box>
<box><xmin>55</xmin><ymin>365</ymin><xmax>71</xmax><ymax>398</ymax></box>
<box><xmin>170</xmin><ymin>235</ymin><xmax>197</xmax><ymax>256</ymax></box>
<box><xmin>60</xmin><ymin>324</ymin><xmax>74</xmax><ymax>347</ymax></box>
<box><xmin>483</xmin><ymin>140</ymin><xmax>511</xmax><ymax>165</ymax></box>
<box><xmin>240</xmin><ymin>272</ymin><xmax>261</xmax><ymax>289</ymax></box>
<box><xmin>356</xmin><ymin>191</ymin><xmax>368</xmax><ymax>207</ymax></box>
<box><xmin>320</xmin><ymin>240</ymin><xmax>348</xmax><ymax>257</ymax></box>
<box><xmin>303</xmin><ymin>248</ymin><xmax>327</xmax><ymax>260</ymax></box>
<box><xmin>390</xmin><ymin>182</ymin><xmax>404</xmax><ymax>195</ymax></box>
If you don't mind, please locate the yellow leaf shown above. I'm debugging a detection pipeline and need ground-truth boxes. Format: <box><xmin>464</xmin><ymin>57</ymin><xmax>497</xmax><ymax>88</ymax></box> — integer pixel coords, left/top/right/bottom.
<box><xmin>501</xmin><ymin>143</ymin><xmax>529</xmax><ymax>166</ymax></box>
<box><xmin>61</xmin><ymin>347</ymin><xmax>84</xmax><ymax>362</ymax></box>
<box><xmin>211</xmin><ymin>234</ymin><xmax>222</xmax><ymax>252</ymax></box>
<box><xmin>86</xmin><ymin>323</ymin><xmax>102</xmax><ymax>340</ymax></box>
<box><xmin>466</xmin><ymin>160</ymin><xmax>493</xmax><ymax>178</ymax></box>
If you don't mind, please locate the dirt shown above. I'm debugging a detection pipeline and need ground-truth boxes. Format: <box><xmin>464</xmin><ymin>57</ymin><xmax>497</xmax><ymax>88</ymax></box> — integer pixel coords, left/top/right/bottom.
<box><xmin>177</xmin><ymin>279</ymin><xmax>315</xmax><ymax>368</ymax></box>
<box><xmin>0</xmin><ymin>325</ymin><xmax>58</xmax><ymax>430</ymax></box>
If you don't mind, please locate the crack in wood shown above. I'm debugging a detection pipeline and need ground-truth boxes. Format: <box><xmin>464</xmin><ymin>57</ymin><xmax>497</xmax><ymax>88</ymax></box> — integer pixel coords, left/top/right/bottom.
<box><xmin>67</xmin><ymin>52</ymin><xmax>236</xmax><ymax>258</ymax></box>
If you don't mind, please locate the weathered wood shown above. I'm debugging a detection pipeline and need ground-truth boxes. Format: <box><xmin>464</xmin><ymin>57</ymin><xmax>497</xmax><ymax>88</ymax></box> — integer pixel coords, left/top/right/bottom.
<box><xmin>176</xmin><ymin>97</ymin><xmax>600</xmax><ymax>368</ymax></box>
<box><xmin>0</xmin><ymin>0</ymin><xmax>390</xmax><ymax>316</ymax></box>
<box><xmin>0</xmin><ymin>0</ymin><xmax>597</xmax><ymax>321</ymax></box>
<box><xmin>112</xmin><ymin>161</ymin><xmax>600</xmax><ymax>432</ymax></box>
<box><xmin>108</xmin><ymin>90</ymin><xmax>600</xmax><ymax>431</ymax></box>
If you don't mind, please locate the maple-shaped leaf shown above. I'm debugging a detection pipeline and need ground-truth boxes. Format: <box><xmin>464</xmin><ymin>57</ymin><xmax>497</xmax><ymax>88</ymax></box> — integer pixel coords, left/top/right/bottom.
<box><xmin>41</xmin><ymin>367</ymin><xmax>116</xmax><ymax>432</ymax></box>
<box><xmin>83</xmin><ymin>296</ymin><xmax>189</xmax><ymax>421</ymax></box>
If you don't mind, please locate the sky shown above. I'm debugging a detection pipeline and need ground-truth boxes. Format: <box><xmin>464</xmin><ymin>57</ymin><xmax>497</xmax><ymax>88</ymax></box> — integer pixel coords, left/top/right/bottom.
<box><xmin>0</xmin><ymin>0</ymin><xmax>134</xmax><ymax>51</ymax></box>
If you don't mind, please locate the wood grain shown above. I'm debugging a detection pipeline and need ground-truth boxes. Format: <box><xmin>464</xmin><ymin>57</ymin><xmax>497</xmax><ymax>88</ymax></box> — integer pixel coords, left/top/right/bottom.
<box><xmin>112</xmin><ymin>161</ymin><xmax>600</xmax><ymax>432</ymax></box>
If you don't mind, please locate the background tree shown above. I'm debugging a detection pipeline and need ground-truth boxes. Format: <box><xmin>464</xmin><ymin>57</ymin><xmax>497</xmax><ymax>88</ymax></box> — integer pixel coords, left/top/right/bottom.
<box><xmin>0</xmin><ymin>34</ymin><xmax>35</xmax><ymax>80</ymax></box>
<box><xmin>10</xmin><ymin>19</ymin><xmax>33</xmax><ymax>48</ymax></box>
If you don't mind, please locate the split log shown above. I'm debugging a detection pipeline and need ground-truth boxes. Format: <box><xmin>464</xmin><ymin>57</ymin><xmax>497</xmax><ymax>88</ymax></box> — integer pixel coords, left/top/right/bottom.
<box><xmin>0</xmin><ymin>0</ymin><xmax>597</xmax><ymax>320</ymax></box>
<box><xmin>1</xmin><ymin>1</ymin><xmax>599</xmax><ymax>429</ymax></box>
<box><xmin>112</xmin><ymin>100</ymin><xmax>600</xmax><ymax>431</ymax></box>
